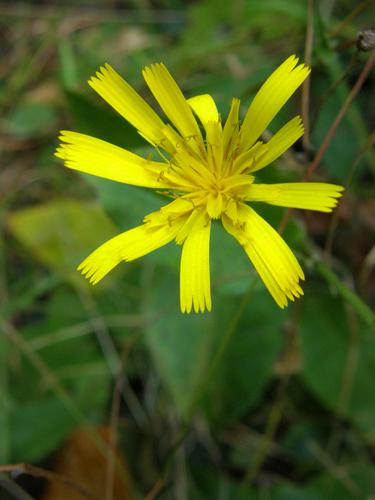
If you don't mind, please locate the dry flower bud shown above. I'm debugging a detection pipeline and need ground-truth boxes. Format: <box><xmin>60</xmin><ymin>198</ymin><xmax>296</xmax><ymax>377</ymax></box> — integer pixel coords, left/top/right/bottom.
<box><xmin>356</xmin><ymin>29</ymin><xmax>375</xmax><ymax>52</ymax></box>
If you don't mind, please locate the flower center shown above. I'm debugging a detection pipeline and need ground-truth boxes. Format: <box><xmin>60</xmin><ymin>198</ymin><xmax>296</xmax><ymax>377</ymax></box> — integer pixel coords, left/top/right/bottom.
<box><xmin>153</xmin><ymin>108</ymin><xmax>268</xmax><ymax>223</ymax></box>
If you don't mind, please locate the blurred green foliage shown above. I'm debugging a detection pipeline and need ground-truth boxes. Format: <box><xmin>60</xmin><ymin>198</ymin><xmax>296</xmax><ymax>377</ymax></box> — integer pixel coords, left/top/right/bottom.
<box><xmin>1</xmin><ymin>0</ymin><xmax>375</xmax><ymax>498</ymax></box>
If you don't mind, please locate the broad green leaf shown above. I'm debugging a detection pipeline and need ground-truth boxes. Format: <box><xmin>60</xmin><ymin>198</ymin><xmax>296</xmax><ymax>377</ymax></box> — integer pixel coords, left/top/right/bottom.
<box><xmin>6</xmin><ymin>101</ymin><xmax>58</xmax><ymax>138</ymax></box>
<box><xmin>316</xmin><ymin>262</ymin><xmax>375</xmax><ymax>327</ymax></box>
<box><xmin>202</xmin><ymin>288</ymin><xmax>285</xmax><ymax>425</ymax></box>
<box><xmin>10</xmin><ymin>398</ymin><xmax>75</xmax><ymax>463</ymax></box>
<box><xmin>9</xmin><ymin>297</ymin><xmax>111</xmax><ymax>463</ymax></box>
<box><xmin>8</xmin><ymin>199</ymin><xmax>117</xmax><ymax>284</ymax></box>
<box><xmin>143</xmin><ymin>266</ymin><xmax>284</xmax><ymax>423</ymax></box>
<box><xmin>143</xmin><ymin>267</ymin><xmax>214</xmax><ymax>416</ymax></box>
<box><xmin>273</xmin><ymin>484</ymin><xmax>318</xmax><ymax>500</ymax></box>
<box><xmin>83</xmin><ymin>177</ymin><xmax>164</xmax><ymax>229</ymax></box>
<box><xmin>311</xmin><ymin>51</ymin><xmax>374</xmax><ymax>181</ymax></box>
<box><xmin>0</xmin><ymin>335</ymin><xmax>10</xmax><ymax>463</ymax></box>
<box><xmin>64</xmin><ymin>90</ymin><xmax>145</xmax><ymax>150</ymax></box>
<box><xmin>188</xmin><ymin>460</ymin><xmax>256</xmax><ymax>499</ymax></box>
<box><xmin>281</xmin><ymin>421</ymin><xmax>330</xmax><ymax>467</ymax></box>
<box><xmin>300</xmin><ymin>285</ymin><xmax>375</xmax><ymax>436</ymax></box>
<box><xmin>306</xmin><ymin>464</ymin><xmax>375</xmax><ymax>499</ymax></box>
<box><xmin>58</xmin><ymin>39</ymin><xmax>79</xmax><ymax>90</ymax></box>
<box><xmin>210</xmin><ymin>222</ymin><xmax>256</xmax><ymax>295</ymax></box>
<box><xmin>10</xmin><ymin>364</ymin><xmax>110</xmax><ymax>463</ymax></box>
<box><xmin>273</xmin><ymin>463</ymin><xmax>375</xmax><ymax>499</ymax></box>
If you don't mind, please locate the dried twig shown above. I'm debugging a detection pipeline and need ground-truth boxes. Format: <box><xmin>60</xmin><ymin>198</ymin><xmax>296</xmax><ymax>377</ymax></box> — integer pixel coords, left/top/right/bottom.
<box><xmin>0</xmin><ymin>464</ymin><xmax>99</xmax><ymax>500</ymax></box>
<box><xmin>305</xmin><ymin>50</ymin><xmax>375</xmax><ymax>180</ymax></box>
<box><xmin>301</xmin><ymin>0</ymin><xmax>314</xmax><ymax>151</ymax></box>
<box><xmin>279</xmin><ymin>50</ymin><xmax>375</xmax><ymax>233</ymax></box>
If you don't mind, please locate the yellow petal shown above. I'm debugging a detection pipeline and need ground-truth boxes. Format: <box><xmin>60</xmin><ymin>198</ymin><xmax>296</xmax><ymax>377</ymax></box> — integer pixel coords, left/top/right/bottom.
<box><xmin>78</xmin><ymin>219</ymin><xmax>183</xmax><ymax>285</ymax></box>
<box><xmin>205</xmin><ymin>120</ymin><xmax>224</xmax><ymax>176</ymax></box>
<box><xmin>231</xmin><ymin>141</ymin><xmax>268</xmax><ymax>175</ymax></box>
<box><xmin>206</xmin><ymin>192</ymin><xmax>223</xmax><ymax>219</ymax></box>
<box><xmin>222</xmin><ymin>203</ymin><xmax>304</xmax><ymax>308</ymax></box>
<box><xmin>225</xmin><ymin>199</ymin><xmax>239</xmax><ymax>224</ymax></box>
<box><xmin>142</xmin><ymin>64</ymin><xmax>203</xmax><ymax>147</ymax></box>
<box><xmin>174</xmin><ymin>208</ymin><xmax>206</xmax><ymax>244</ymax></box>
<box><xmin>246</xmin><ymin>183</ymin><xmax>344</xmax><ymax>212</ymax></box>
<box><xmin>250</xmin><ymin>116</ymin><xmax>304</xmax><ymax>172</ymax></box>
<box><xmin>88</xmin><ymin>64</ymin><xmax>166</xmax><ymax>147</ymax></box>
<box><xmin>187</xmin><ymin>95</ymin><xmax>223</xmax><ymax>174</ymax></box>
<box><xmin>172</xmin><ymin>148</ymin><xmax>216</xmax><ymax>185</ymax></box>
<box><xmin>180</xmin><ymin>216</ymin><xmax>211</xmax><ymax>313</ymax></box>
<box><xmin>240</xmin><ymin>55</ymin><xmax>310</xmax><ymax>150</ymax></box>
<box><xmin>55</xmin><ymin>131</ymin><xmax>172</xmax><ymax>189</ymax></box>
<box><xmin>187</xmin><ymin>94</ymin><xmax>220</xmax><ymax>125</ymax></box>
<box><xmin>223</xmin><ymin>97</ymin><xmax>240</xmax><ymax>154</ymax></box>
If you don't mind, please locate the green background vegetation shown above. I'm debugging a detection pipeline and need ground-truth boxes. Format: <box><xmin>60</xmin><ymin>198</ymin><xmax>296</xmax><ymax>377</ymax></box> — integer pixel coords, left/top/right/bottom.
<box><xmin>1</xmin><ymin>0</ymin><xmax>375</xmax><ymax>498</ymax></box>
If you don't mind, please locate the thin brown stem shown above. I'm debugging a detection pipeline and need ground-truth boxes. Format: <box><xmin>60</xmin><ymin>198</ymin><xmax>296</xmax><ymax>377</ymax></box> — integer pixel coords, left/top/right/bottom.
<box><xmin>0</xmin><ymin>317</ymin><xmax>86</xmax><ymax>424</ymax></box>
<box><xmin>0</xmin><ymin>464</ymin><xmax>99</xmax><ymax>500</ymax></box>
<box><xmin>0</xmin><ymin>473</ymin><xmax>35</xmax><ymax>500</ymax></box>
<box><xmin>104</xmin><ymin>339</ymin><xmax>137</xmax><ymax>500</ymax></box>
<box><xmin>327</xmin><ymin>305</ymin><xmax>360</xmax><ymax>456</ymax></box>
<box><xmin>145</xmin><ymin>278</ymin><xmax>259</xmax><ymax>499</ymax></box>
<box><xmin>279</xmin><ymin>51</ymin><xmax>375</xmax><ymax>233</ymax></box>
<box><xmin>301</xmin><ymin>0</ymin><xmax>314</xmax><ymax>151</ymax></box>
<box><xmin>307</xmin><ymin>442</ymin><xmax>361</xmax><ymax>495</ymax></box>
<box><xmin>325</xmin><ymin>128</ymin><xmax>375</xmax><ymax>257</ymax></box>
<box><xmin>310</xmin><ymin>51</ymin><xmax>358</xmax><ymax>133</ymax></box>
<box><xmin>105</xmin><ymin>378</ymin><xmax>123</xmax><ymax>500</ymax></box>
<box><xmin>306</xmin><ymin>50</ymin><xmax>375</xmax><ymax>180</ymax></box>
<box><xmin>241</xmin><ymin>376</ymin><xmax>289</xmax><ymax>488</ymax></box>
<box><xmin>329</xmin><ymin>0</ymin><xmax>372</xmax><ymax>39</ymax></box>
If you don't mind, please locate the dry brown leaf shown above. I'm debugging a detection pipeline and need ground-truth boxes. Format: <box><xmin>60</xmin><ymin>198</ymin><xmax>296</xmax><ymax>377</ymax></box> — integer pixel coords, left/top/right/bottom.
<box><xmin>42</xmin><ymin>426</ymin><xmax>132</xmax><ymax>500</ymax></box>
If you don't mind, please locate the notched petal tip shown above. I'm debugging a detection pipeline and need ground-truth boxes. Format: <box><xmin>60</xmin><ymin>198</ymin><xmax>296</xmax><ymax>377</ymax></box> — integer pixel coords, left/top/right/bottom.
<box><xmin>55</xmin><ymin>132</ymin><xmax>77</xmax><ymax>160</ymax></box>
<box><xmin>88</xmin><ymin>65</ymin><xmax>109</xmax><ymax>86</ymax></box>
<box><xmin>77</xmin><ymin>257</ymin><xmax>108</xmax><ymax>286</ymax></box>
<box><xmin>54</xmin><ymin>148</ymin><xmax>65</xmax><ymax>159</ymax></box>
<box><xmin>180</xmin><ymin>301</ymin><xmax>211</xmax><ymax>314</ymax></box>
<box><xmin>180</xmin><ymin>299</ymin><xmax>191</xmax><ymax>314</ymax></box>
<box><xmin>142</xmin><ymin>62</ymin><xmax>164</xmax><ymax>78</ymax></box>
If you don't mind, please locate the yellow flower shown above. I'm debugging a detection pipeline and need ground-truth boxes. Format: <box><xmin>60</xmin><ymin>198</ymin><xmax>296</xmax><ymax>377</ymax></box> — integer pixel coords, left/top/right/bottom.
<box><xmin>55</xmin><ymin>55</ymin><xmax>343</xmax><ymax>313</ymax></box>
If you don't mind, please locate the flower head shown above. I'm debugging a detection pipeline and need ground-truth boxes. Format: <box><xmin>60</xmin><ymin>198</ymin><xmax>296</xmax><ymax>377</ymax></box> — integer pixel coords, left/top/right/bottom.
<box><xmin>55</xmin><ymin>55</ymin><xmax>343</xmax><ymax>313</ymax></box>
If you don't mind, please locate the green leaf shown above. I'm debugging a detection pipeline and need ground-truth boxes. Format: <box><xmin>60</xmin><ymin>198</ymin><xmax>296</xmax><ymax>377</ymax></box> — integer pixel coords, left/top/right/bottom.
<box><xmin>315</xmin><ymin>262</ymin><xmax>375</xmax><ymax>327</ymax></box>
<box><xmin>83</xmin><ymin>177</ymin><xmax>164</xmax><ymax>229</ymax></box>
<box><xmin>9</xmin><ymin>288</ymin><xmax>111</xmax><ymax>462</ymax></box>
<box><xmin>273</xmin><ymin>463</ymin><xmax>375</xmax><ymax>499</ymax></box>
<box><xmin>143</xmin><ymin>266</ymin><xmax>284</xmax><ymax>424</ymax></box>
<box><xmin>300</xmin><ymin>285</ymin><xmax>375</xmax><ymax>435</ymax></box>
<box><xmin>143</xmin><ymin>267</ymin><xmax>214</xmax><ymax>416</ymax></box>
<box><xmin>311</xmin><ymin>51</ymin><xmax>374</xmax><ymax>181</ymax></box>
<box><xmin>202</xmin><ymin>288</ymin><xmax>284</xmax><ymax>425</ymax></box>
<box><xmin>6</xmin><ymin>101</ymin><xmax>58</xmax><ymax>138</ymax></box>
<box><xmin>281</xmin><ymin>421</ymin><xmax>329</xmax><ymax>467</ymax></box>
<box><xmin>8</xmin><ymin>199</ymin><xmax>117</xmax><ymax>284</ymax></box>
<box><xmin>58</xmin><ymin>39</ymin><xmax>79</xmax><ymax>90</ymax></box>
<box><xmin>189</xmin><ymin>460</ymin><xmax>256</xmax><ymax>499</ymax></box>
<box><xmin>10</xmin><ymin>398</ymin><xmax>75</xmax><ymax>463</ymax></box>
<box><xmin>10</xmin><ymin>367</ymin><xmax>110</xmax><ymax>463</ymax></box>
<box><xmin>0</xmin><ymin>335</ymin><xmax>11</xmax><ymax>463</ymax></box>
<box><xmin>64</xmin><ymin>90</ymin><xmax>145</xmax><ymax>150</ymax></box>
<box><xmin>306</xmin><ymin>464</ymin><xmax>375</xmax><ymax>499</ymax></box>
